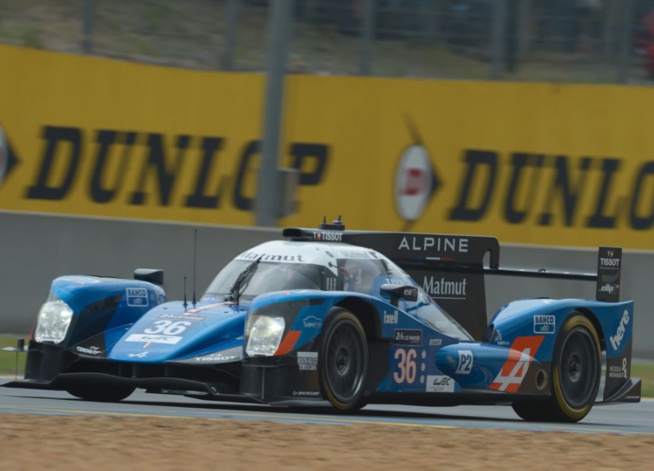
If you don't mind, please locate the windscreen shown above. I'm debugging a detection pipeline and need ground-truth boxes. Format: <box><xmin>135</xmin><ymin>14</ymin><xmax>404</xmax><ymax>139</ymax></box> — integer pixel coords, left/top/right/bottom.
<box><xmin>203</xmin><ymin>260</ymin><xmax>322</xmax><ymax>300</ymax></box>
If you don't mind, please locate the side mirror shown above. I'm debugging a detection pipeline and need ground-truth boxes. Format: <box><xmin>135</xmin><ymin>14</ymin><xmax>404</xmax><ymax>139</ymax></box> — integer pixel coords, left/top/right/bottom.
<box><xmin>134</xmin><ymin>268</ymin><xmax>164</xmax><ymax>286</ymax></box>
<box><xmin>380</xmin><ymin>284</ymin><xmax>419</xmax><ymax>302</ymax></box>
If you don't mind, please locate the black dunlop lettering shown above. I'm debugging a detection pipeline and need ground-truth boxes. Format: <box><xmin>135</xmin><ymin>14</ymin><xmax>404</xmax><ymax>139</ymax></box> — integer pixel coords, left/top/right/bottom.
<box><xmin>449</xmin><ymin>150</ymin><xmax>497</xmax><ymax>222</ymax></box>
<box><xmin>586</xmin><ymin>158</ymin><xmax>621</xmax><ymax>229</ymax></box>
<box><xmin>504</xmin><ymin>153</ymin><xmax>544</xmax><ymax>224</ymax></box>
<box><xmin>538</xmin><ymin>156</ymin><xmax>592</xmax><ymax>226</ymax></box>
<box><xmin>26</xmin><ymin>126</ymin><xmax>82</xmax><ymax>200</ymax></box>
<box><xmin>629</xmin><ymin>162</ymin><xmax>654</xmax><ymax>230</ymax></box>
<box><xmin>129</xmin><ymin>134</ymin><xmax>191</xmax><ymax>206</ymax></box>
<box><xmin>184</xmin><ymin>137</ymin><xmax>225</xmax><ymax>209</ymax></box>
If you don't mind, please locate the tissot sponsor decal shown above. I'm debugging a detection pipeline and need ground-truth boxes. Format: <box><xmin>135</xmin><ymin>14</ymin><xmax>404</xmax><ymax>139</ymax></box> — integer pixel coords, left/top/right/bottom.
<box><xmin>126</xmin><ymin>288</ymin><xmax>149</xmax><ymax>307</ymax></box>
<box><xmin>609</xmin><ymin>310</ymin><xmax>630</xmax><ymax>351</ymax></box>
<box><xmin>314</xmin><ymin>230</ymin><xmax>342</xmax><ymax>242</ymax></box>
<box><xmin>426</xmin><ymin>375</ymin><xmax>455</xmax><ymax>393</ymax></box>
<box><xmin>597</xmin><ymin>247</ymin><xmax>621</xmax><ymax>302</ymax></box>
<box><xmin>533</xmin><ymin>315</ymin><xmax>555</xmax><ymax>334</ymax></box>
<box><xmin>297</xmin><ymin>351</ymin><xmax>318</xmax><ymax>371</ymax></box>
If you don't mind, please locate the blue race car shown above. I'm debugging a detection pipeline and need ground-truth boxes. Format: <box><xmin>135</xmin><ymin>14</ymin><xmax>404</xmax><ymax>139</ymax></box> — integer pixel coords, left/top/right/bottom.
<box><xmin>5</xmin><ymin>217</ymin><xmax>640</xmax><ymax>422</ymax></box>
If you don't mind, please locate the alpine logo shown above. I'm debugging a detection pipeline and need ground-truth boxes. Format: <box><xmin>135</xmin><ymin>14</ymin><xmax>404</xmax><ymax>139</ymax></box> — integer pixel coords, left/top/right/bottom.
<box><xmin>127</xmin><ymin>351</ymin><xmax>149</xmax><ymax>358</ymax></box>
<box><xmin>490</xmin><ymin>336</ymin><xmax>544</xmax><ymax>393</ymax></box>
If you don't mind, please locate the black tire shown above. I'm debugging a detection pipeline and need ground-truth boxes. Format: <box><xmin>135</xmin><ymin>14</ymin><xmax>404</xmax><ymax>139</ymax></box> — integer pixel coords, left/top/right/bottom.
<box><xmin>66</xmin><ymin>383</ymin><xmax>135</xmax><ymax>402</ymax></box>
<box><xmin>319</xmin><ymin>308</ymin><xmax>368</xmax><ymax>412</ymax></box>
<box><xmin>512</xmin><ymin>314</ymin><xmax>601</xmax><ymax>423</ymax></box>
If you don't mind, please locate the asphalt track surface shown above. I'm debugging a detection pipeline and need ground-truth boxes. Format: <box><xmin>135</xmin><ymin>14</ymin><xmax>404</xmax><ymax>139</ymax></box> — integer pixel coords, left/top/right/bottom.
<box><xmin>0</xmin><ymin>379</ymin><xmax>652</xmax><ymax>435</ymax></box>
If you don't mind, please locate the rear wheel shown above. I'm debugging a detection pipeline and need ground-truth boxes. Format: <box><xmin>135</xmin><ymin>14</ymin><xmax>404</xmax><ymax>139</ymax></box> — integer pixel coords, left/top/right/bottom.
<box><xmin>319</xmin><ymin>308</ymin><xmax>368</xmax><ymax>412</ymax></box>
<box><xmin>512</xmin><ymin>314</ymin><xmax>601</xmax><ymax>422</ymax></box>
<box><xmin>66</xmin><ymin>383</ymin><xmax>135</xmax><ymax>402</ymax></box>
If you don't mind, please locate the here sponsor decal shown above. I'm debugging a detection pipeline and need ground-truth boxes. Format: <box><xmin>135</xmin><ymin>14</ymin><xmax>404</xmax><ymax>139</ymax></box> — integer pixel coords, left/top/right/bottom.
<box><xmin>609</xmin><ymin>309</ymin><xmax>630</xmax><ymax>352</ymax></box>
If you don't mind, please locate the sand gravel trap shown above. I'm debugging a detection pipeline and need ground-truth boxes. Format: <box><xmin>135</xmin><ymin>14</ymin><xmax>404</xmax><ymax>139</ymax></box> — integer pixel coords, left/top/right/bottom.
<box><xmin>0</xmin><ymin>414</ymin><xmax>653</xmax><ymax>470</ymax></box>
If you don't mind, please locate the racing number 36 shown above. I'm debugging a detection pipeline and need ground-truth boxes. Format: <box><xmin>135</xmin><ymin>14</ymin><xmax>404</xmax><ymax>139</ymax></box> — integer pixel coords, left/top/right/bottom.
<box><xmin>144</xmin><ymin>320</ymin><xmax>191</xmax><ymax>335</ymax></box>
<box><xmin>393</xmin><ymin>348</ymin><xmax>417</xmax><ymax>384</ymax></box>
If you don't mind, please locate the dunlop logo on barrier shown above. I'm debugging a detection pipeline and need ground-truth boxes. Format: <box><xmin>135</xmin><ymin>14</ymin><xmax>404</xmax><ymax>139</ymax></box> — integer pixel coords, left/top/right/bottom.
<box><xmin>15</xmin><ymin>126</ymin><xmax>329</xmax><ymax>211</ymax></box>
<box><xmin>396</xmin><ymin>148</ymin><xmax>654</xmax><ymax>231</ymax></box>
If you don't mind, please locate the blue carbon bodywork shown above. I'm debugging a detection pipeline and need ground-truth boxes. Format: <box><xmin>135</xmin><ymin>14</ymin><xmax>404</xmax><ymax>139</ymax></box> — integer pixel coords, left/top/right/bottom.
<box><xmin>49</xmin><ymin>276</ymin><xmax>166</xmax><ymax>346</ymax></box>
<box><xmin>246</xmin><ymin>291</ymin><xmax>635</xmax><ymax>401</ymax></box>
<box><xmin>14</xmin><ymin>234</ymin><xmax>638</xmax><ymax>412</ymax></box>
<box><xmin>109</xmin><ymin>301</ymin><xmax>248</xmax><ymax>362</ymax></box>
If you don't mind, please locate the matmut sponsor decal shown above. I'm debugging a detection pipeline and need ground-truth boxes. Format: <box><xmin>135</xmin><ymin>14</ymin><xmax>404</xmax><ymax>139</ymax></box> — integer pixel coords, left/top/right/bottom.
<box><xmin>490</xmin><ymin>336</ymin><xmax>544</xmax><ymax>393</ymax></box>
<box><xmin>238</xmin><ymin>252</ymin><xmax>306</xmax><ymax>263</ymax></box>
<box><xmin>422</xmin><ymin>276</ymin><xmax>467</xmax><ymax>299</ymax></box>
<box><xmin>125</xmin><ymin>334</ymin><xmax>183</xmax><ymax>345</ymax></box>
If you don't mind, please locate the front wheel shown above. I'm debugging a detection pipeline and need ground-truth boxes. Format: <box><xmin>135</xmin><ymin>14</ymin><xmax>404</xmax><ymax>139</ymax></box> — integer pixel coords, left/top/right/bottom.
<box><xmin>319</xmin><ymin>308</ymin><xmax>369</xmax><ymax>412</ymax></box>
<box><xmin>512</xmin><ymin>313</ymin><xmax>601</xmax><ymax>422</ymax></box>
<box><xmin>66</xmin><ymin>383</ymin><xmax>135</xmax><ymax>402</ymax></box>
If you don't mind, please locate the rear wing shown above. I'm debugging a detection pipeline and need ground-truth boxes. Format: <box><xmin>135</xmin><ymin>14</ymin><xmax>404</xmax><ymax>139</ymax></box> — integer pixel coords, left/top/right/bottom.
<box><xmin>283</xmin><ymin>220</ymin><xmax>622</xmax><ymax>340</ymax></box>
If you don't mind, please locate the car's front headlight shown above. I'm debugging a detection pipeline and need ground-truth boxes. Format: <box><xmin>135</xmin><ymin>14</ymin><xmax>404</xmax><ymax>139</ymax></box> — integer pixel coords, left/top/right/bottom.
<box><xmin>34</xmin><ymin>300</ymin><xmax>74</xmax><ymax>344</ymax></box>
<box><xmin>245</xmin><ymin>316</ymin><xmax>285</xmax><ymax>356</ymax></box>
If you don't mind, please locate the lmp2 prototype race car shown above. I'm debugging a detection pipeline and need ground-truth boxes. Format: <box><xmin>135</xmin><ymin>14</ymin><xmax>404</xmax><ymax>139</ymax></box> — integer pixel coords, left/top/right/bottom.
<box><xmin>5</xmin><ymin>217</ymin><xmax>640</xmax><ymax>422</ymax></box>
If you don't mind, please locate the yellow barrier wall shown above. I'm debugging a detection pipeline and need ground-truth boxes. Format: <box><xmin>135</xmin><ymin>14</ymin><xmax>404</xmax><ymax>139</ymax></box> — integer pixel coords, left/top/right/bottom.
<box><xmin>1</xmin><ymin>45</ymin><xmax>654</xmax><ymax>250</ymax></box>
